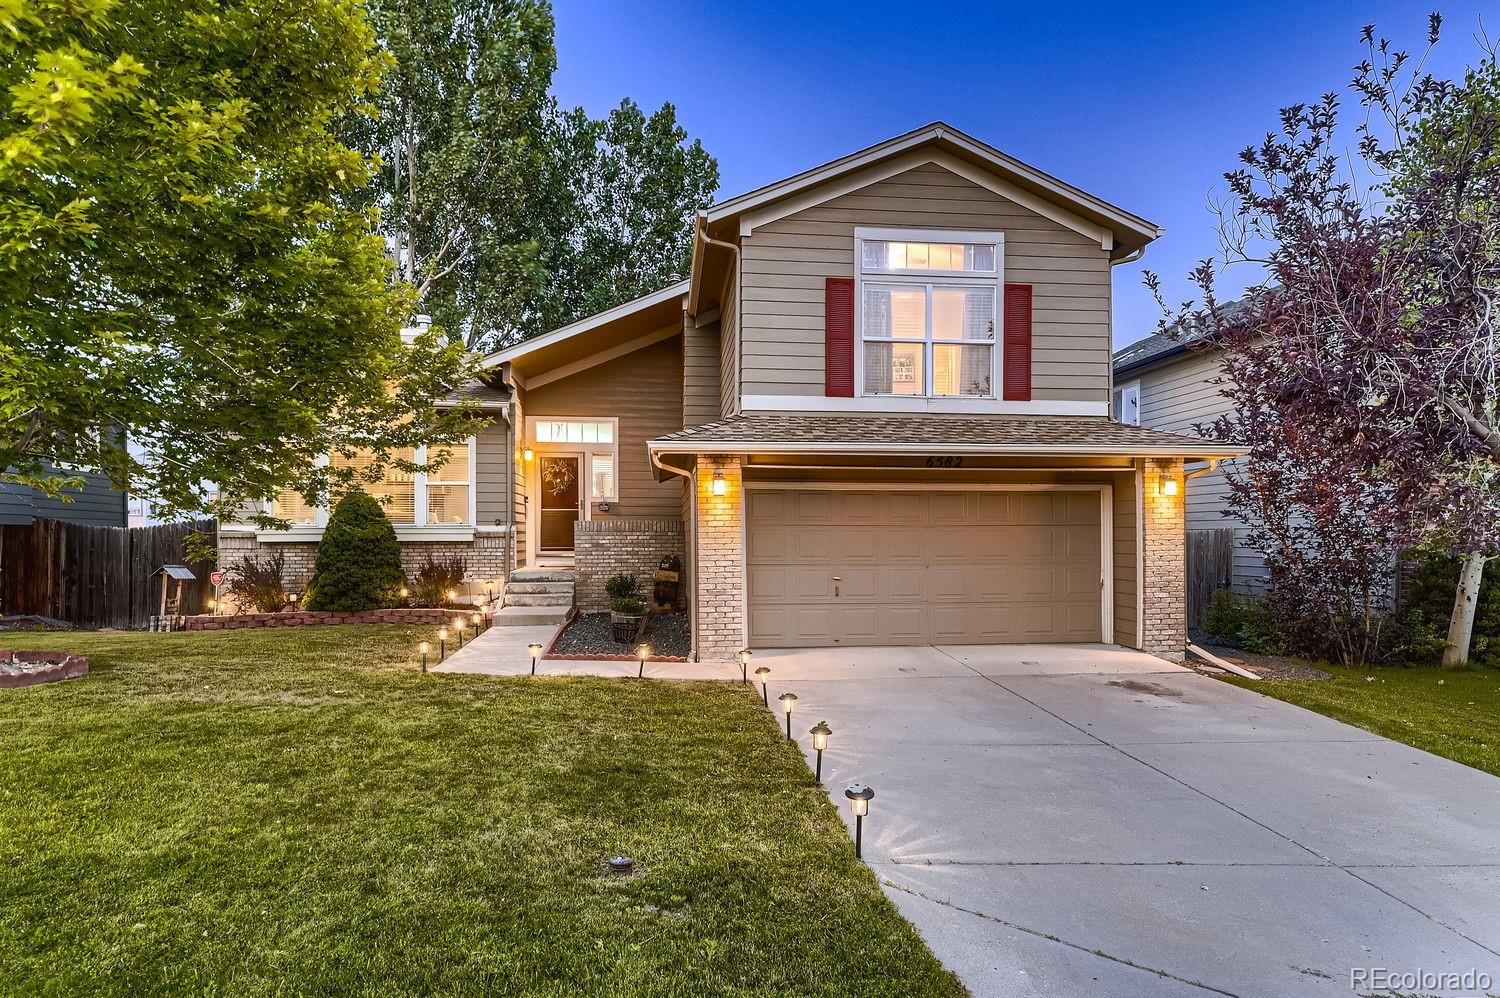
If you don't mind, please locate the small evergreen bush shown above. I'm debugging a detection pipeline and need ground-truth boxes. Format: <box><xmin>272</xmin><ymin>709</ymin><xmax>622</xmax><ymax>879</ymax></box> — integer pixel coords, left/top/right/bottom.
<box><xmin>304</xmin><ymin>491</ymin><xmax>404</xmax><ymax>612</ymax></box>
<box><xmin>604</xmin><ymin>573</ymin><xmax>639</xmax><ymax>601</ymax></box>
<box><xmin>1202</xmin><ymin>589</ymin><xmax>1283</xmax><ymax>654</ymax></box>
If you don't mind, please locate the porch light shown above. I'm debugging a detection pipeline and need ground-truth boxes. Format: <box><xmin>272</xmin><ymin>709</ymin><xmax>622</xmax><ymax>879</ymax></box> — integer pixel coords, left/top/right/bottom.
<box><xmin>523</xmin><ymin>447</ymin><xmax>534</xmax><ymax>462</ymax></box>
<box><xmin>844</xmin><ymin>784</ymin><xmax>875</xmax><ymax>858</ymax></box>
<box><xmin>438</xmin><ymin>627</ymin><xmax>448</xmax><ymax>660</ymax></box>
<box><xmin>711</xmin><ymin>470</ymin><xmax>726</xmax><ymax>497</ymax></box>
<box><xmin>636</xmin><ymin>642</ymin><xmax>651</xmax><ymax>678</ymax></box>
<box><xmin>1160</xmin><ymin>477</ymin><xmax>1179</xmax><ymax>497</ymax></box>
<box><xmin>418</xmin><ymin>640</ymin><xmax>431</xmax><ymax>673</ymax></box>
<box><xmin>755</xmin><ymin>666</ymin><xmax>771</xmax><ymax>707</ymax></box>
<box><xmin>738</xmin><ymin>648</ymin><xmax>752</xmax><ymax>683</ymax></box>
<box><xmin>778</xmin><ymin>691</ymin><xmax>798</xmax><ymax>740</ymax></box>
<box><xmin>528</xmin><ymin>641</ymin><xmax>543</xmax><ymax>676</ymax></box>
<box><xmin>809</xmin><ymin>720</ymin><xmax>832</xmax><ymax>783</ymax></box>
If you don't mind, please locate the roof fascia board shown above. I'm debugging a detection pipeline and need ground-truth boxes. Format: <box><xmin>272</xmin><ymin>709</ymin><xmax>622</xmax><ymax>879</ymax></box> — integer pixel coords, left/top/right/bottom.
<box><xmin>524</xmin><ymin>324</ymin><xmax>680</xmax><ymax>390</ymax></box>
<box><xmin>647</xmin><ymin>440</ymin><xmax>1246</xmax><ymax>458</ymax></box>
<box><xmin>479</xmin><ymin>280</ymin><xmax>688</xmax><ymax>370</ymax></box>
<box><xmin>735</xmin><ymin>148</ymin><xmax>1113</xmax><ymax>250</ymax></box>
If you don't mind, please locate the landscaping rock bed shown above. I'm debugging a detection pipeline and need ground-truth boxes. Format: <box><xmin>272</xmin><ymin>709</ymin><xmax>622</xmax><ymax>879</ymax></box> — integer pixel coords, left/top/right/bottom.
<box><xmin>551</xmin><ymin>612</ymin><xmax>690</xmax><ymax>661</ymax></box>
<box><xmin>1189</xmin><ymin>638</ymin><xmax>1333</xmax><ymax>681</ymax></box>
<box><xmin>0</xmin><ymin>650</ymin><xmax>89</xmax><ymax>689</ymax></box>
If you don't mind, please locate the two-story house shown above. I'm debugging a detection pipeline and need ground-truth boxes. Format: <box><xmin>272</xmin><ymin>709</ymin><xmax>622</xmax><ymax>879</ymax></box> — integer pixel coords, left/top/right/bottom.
<box><xmin>223</xmin><ymin>123</ymin><xmax>1240</xmax><ymax>661</ymax></box>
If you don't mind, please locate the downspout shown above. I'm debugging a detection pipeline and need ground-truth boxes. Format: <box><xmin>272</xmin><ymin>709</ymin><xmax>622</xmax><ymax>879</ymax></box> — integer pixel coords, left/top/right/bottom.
<box><xmin>1184</xmin><ymin>458</ymin><xmax>1222</xmax><ymax>482</ymax></box>
<box><xmin>1106</xmin><ymin>242</ymin><xmax>1149</xmax><ymax>404</ymax></box>
<box><xmin>651</xmin><ymin>448</ymin><xmax>699</xmax><ymax>661</ymax></box>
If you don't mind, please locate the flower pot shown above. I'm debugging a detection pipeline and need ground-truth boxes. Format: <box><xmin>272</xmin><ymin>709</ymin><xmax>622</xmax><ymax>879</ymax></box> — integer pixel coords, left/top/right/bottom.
<box><xmin>611</xmin><ymin>611</ymin><xmax>645</xmax><ymax>644</ymax></box>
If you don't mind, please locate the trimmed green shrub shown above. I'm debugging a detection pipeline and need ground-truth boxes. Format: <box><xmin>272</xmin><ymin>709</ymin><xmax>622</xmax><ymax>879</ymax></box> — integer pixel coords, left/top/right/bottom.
<box><xmin>304</xmin><ymin>491</ymin><xmax>404</xmax><ymax>612</ymax></box>
<box><xmin>604</xmin><ymin>573</ymin><xmax>639</xmax><ymax>601</ymax></box>
<box><xmin>1202</xmin><ymin>589</ymin><xmax>1283</xmax><ymax>654</ymax></box>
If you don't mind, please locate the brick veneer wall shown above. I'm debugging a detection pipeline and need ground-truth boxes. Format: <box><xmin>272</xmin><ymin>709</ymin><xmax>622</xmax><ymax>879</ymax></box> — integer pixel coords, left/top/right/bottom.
<box><xmin>215</xmin><ymin>529</ymin><xmax>509</xmax><ymax>609</ymax></box>
<box><xmin>1142</xmin><ymin>458</ymin><xmax>1187</xmax><ymax>661</ymax></box>
<box><xmin>693</xmin><ymin>456</ymin><xmax>744</xmax><ymax>661</ymax></box>
<box><xmin>574</xmin><ymin>519</ymin><xmax>686</xmax><ymax>612</ymax></box>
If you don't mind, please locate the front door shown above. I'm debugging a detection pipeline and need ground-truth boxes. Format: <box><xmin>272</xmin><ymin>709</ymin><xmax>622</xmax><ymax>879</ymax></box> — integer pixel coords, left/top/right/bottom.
<box><xmin>539</xmin><ymin>455</ymin><xmax>581</xmax><ymax>551</ymax></box>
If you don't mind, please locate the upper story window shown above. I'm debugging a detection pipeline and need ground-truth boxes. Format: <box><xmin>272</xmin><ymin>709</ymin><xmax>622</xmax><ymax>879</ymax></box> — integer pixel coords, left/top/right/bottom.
<box><xmin>272</xmin><ymin>439</ymin><xmax>473</xmax><ymax>527</ymax></box>
<box><xmin>856</xmin><ymin>228</ymin><xmax>1002</xmax><ymax>399</ymax></box>
<box><xmin>1112</xmin><ymin>382</ymin><xmax>1141</xmax><ymax>425</ymax></box>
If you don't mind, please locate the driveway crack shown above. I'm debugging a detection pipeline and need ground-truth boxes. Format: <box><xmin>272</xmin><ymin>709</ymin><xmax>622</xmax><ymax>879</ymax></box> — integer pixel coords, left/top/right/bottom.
<box><xmin>880</xmin><ymin>877</ymin><xmax>1245</xmax><ymax>997</ymax></box>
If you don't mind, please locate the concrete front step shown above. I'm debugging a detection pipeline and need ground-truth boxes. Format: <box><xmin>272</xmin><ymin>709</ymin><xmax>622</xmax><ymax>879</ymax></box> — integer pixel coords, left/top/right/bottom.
<box><xmin>503</xmin><ymin>593</ymin><xmax>574</xmax><ymax>607</ymax></box>
<box><xmin>509</xmin><ymin>569</ymin><xmax>576</xmax><ymax>583</ymax></box>
<box><xmin>492</xmin><ymin>605</ymin><xmax>570</xmax><ymax>626</ymax></box>
<box><xmin>504</xmin><ymin>581</ymin><xmax>575</xmax><ymax>595</ymax></box>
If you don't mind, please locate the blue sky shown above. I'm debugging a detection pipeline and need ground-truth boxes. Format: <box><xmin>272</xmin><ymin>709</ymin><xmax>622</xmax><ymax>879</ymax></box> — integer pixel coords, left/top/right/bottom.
<box><xmin>551</xmin><ymin>0</ymin><xmax>1494</xmax><ymax>348</ymax></box>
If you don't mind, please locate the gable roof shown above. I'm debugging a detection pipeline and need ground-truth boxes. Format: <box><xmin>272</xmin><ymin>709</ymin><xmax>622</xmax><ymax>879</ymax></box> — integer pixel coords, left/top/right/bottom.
<box><xmin>704</xmin><ymin>122</ymin><xmax>1162</xmax><ymax>258</ymax></box>
<box><xmin>479</xmin><ymin>281</ymin><xmax>688</xmax><ymax>372</ymax></box>
<box><xmin>1112</xmin><ymin>299</ymin><xmax>1251</xmax><ymax>378</ymax></box>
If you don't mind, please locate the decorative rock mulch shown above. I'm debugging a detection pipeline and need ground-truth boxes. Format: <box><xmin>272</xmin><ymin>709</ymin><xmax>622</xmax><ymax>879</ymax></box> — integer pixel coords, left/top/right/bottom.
<box><xmin>550</xmin><ymin>612</ymin><xmax>691</xmax><ymax>661</ymax></box>
<box><xmin>0</xmin><ymin>650</ymin><xmax>89</xmax><ymax>689</ymax></box>
<box><xmin>1190</xmin><ymin>641</ymin><xmax>1333</xmax><ymax>681</ymax></box>
<box><xmin>183</xmin><ymin>608</ymin><xmax>471</xmax><ymax>630</ymax></box>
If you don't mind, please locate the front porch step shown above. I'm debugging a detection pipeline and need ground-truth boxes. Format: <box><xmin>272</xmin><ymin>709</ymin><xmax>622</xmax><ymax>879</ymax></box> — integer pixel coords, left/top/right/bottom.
<box><xmin>503</xmin><ymin>580</ymin><xmax>575</xmax><ymax>595</ymax></box>
<box><xmin>492</xmin><ymin>605</ymin><xmax>570</xmax><ymax>626</ymax></box>
<box><xmin>509</xmin><ymin>568</ymin><xmax>575</xmax><ymax>583</ymax></box>
<box><xmin>503</xmin><ymin>592</ymin><xmax>574</xmax><ymax>607</ymax></box>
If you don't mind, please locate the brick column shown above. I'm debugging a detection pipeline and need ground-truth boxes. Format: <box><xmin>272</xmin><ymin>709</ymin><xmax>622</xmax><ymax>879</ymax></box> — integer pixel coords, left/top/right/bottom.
<box><xmin>1142</xmin><ymin>457</ymin><xmax>1187</xmax><ymax>662</ymax></box>
<box><xmin>694</xmin><ymin>455</ymin><xmax>744</xmax><ymax>661</ymax></box>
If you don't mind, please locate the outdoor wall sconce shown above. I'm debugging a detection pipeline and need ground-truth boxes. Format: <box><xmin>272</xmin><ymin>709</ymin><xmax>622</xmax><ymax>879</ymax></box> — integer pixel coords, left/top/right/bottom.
<box><xmin>778</xmin><ymin>691</ymin><xmax>798</xmax><ymax>739</ymax></box>
<box><xmin>523</xmin><ymin>447</ymin><xmax>534</xmax><ymax>462</ymax></box>
<box><xmin>636</xmin><ymin>642</ymin><xmax>651</xmax><ymax>678</ymax></box>
<box><xmin>528</xmin><ymin>641</ymin><xmax>543</xmax><ymax>676</ymax></box>
<box><xmin>1160</xmin><ymin>477</ymin><xmax>1179</xmax><ymax>497</ymax></box>
<box><xmin>809</xmin><ymin>720</ymin><xmax>832</xmax><ymax>783</ymax></box>
<box><xmin>419</xmin><ymin>641</ymin><xmax>431</xmax><ymax>673</ymax></box>
<box><xmin>738</xmin><ymin>648</ymin><xmax>752</xmax><ymax>683</ymax></box>
<box><xmin>438</xmin><ymin>627</ymin><xmax>449</xmax><ymax>660</ymax></box>
<box><xmin>711</xmin><ymin>470</ymin><xmax>726</xmax><ymax>496</ymax></box>
<box><xmin>755</xmin><ymin>666</ymin><xmax>771</xmax><ymax>707</ymax></box>
<box><xmin>844</xmin><ymin>784</ymin><xmax>875</xmax><ymax>858</ymax></box>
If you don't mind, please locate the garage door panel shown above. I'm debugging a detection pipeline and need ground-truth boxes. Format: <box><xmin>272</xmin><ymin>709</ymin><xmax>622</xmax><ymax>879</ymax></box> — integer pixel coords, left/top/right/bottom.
<box><xmin>748</xmin><ymin>488</ymin><xmax>1103</xmax><ymax>647</ymax></box>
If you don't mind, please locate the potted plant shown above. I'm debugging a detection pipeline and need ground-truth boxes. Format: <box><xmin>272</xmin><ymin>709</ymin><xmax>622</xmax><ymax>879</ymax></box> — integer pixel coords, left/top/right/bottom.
<box><xmin>606</xmin><ymin>573</ymin><xmax>646</xmax><ymax>643</ymax></box>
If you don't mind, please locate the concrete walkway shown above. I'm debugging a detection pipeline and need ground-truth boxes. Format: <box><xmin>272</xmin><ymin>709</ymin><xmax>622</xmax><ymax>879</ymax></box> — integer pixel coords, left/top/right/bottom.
<box><xmin>432</xmin><ymin>622</ymin><xmax>738</xmax><ymax>679</ymax></box>
<box><xmin>767</xmin><ymin>644</ymin><xmax>1500</xmax><ymax>998</ymax></box>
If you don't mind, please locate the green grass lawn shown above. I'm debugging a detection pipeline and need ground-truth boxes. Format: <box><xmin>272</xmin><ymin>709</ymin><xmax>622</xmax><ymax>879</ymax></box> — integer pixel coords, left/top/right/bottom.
<box><xmin>0</xmin><ymin>626</ymin><xmax>961</xmax><ymax>997</ymax></box>
<box><xmin>1224</xmin><ymin>664</ymin><xmax>1500</xmax><ymax>777</ymax></box>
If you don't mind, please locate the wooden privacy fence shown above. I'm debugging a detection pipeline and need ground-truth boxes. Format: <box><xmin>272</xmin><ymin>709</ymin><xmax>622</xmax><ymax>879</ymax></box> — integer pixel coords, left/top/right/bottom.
<box><xmin>0</xmin><ymin>518</ymin><xmax>217</xmax><ymax>629</ymax></box>
<box><xmin>1186</xmin><ymin>528</ymin><xmax>1235</xmax><ymax>629</ymax></box>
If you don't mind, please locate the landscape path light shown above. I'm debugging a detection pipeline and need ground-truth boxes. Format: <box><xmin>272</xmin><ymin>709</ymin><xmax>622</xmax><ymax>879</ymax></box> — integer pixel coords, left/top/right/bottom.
<box><xmin>738</xmin><ymin>648</ymin><xmax>752</xmax><ymax>684</ymax></box>
<box><xmin>418</xmin><ymin>641</ymin><xmax>431</xmax><ymax>673</ymax></box>
<box><xmin>844</xmin><ymin>784</ymin><xmax>875</xmax><ymax>858</ymax></box>
<box><xmin>636</xmin><ymin>642</ymin><xmax>651</xmax><ymax>678</ymax></box>
<box><xmin>754</xmin><ymin>666</ymin><xmax>770</xmax><ymax>707</ymax></box>
<box><xmin>453</xmin><ymin>615</ymin><xmax>467</xmax><ymax>646</ymax></box>
<box><xmin>528</xmin><ymin>642</ymin><xmax>543</xmax><ymax>676</ymax></box>
<box><xmin>809</xmin><ymin>721</ymin><xmax>832</xmax><ymax>783</ymax></box>
<box><xmin>447</xmin><ymin>588</ymin><xmax>458</xmax><ymax>604</ymax></box>
<box><xmin>399</xmin><ymin>586</ymin><xmax>409</xmax><ymax>601</ymax></box>
<box><xmin>778</xmin><ymin>691</ymin><xmax>798</xmax><ymax>740</ymax></box>
<box><xmin>471</xmin><ymin>611</ymin><xmax>483</xmax><ymax>635</ymax></box>
<box><xmin>438</xmin><ymin>626</ymin><xmax>449</xmax><ymax>660</ymax></box>
<box><xmin>207</xmin><ymin>598</ymin><xmax>218</xmax><ymax>616</ymax></box>
<box><xmin>287</xmin><ymin>592</ymin><xmax>301</xmax><ymax>609</ymax></box>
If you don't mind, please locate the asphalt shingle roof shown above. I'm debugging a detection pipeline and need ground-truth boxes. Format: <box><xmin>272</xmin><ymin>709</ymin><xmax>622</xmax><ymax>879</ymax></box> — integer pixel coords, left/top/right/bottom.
<box><xmin>650</xmin><ymin>413</ymin><xmax>1239</xmax><ymax>455</ymax></box>
<box><xmin>442</xmin><ymin>380</ymin><xmax>511</xmax><ymax>406</ymax></box>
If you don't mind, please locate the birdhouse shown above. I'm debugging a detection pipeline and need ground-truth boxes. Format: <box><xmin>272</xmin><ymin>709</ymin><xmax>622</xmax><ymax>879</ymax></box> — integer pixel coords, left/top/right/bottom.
<box><xmin>150</xmin><ymin>564</ymin><xmax>197</xmax><ymax>632</ymax></box>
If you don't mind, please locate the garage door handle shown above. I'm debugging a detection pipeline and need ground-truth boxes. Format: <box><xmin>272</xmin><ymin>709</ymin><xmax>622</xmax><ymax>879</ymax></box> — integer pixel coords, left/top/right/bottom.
<box><xmin>833</xmin><ymin>576</ymin><xmax>841</xmax><ymax>597</ymax></box>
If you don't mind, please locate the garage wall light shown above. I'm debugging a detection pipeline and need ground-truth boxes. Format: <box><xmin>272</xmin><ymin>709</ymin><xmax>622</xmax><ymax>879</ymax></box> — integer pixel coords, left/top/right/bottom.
<box><xmin>711</xmin><ymin>470</ymin><xmax>727</xmax><ymax>497</ymax></box>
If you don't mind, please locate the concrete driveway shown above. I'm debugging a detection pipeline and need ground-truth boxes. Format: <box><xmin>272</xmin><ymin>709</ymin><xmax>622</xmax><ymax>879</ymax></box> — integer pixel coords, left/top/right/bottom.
<box><xmin>768</xmin><ymin>644</ymin><xmax>1500</xmax><ymax>998</ymax></box>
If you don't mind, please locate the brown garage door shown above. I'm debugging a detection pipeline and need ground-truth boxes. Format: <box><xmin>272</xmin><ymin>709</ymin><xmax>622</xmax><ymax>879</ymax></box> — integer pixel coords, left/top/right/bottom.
<box><xmin>747</xmin><ymin>488</ymin><xmax>1104</xmax><ymax>647</ymax></box>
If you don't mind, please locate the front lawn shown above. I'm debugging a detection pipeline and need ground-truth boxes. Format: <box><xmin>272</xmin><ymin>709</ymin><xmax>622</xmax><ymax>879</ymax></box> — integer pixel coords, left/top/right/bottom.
<box><xmin>0</xmin><ymin>626</ymin><xmax>961</xmax><ymax>996</ymax></box>
<box><xmin>1223</xmin><ymin>664</ymin><xmax>1500</xmax><ymax>777</ymax></box>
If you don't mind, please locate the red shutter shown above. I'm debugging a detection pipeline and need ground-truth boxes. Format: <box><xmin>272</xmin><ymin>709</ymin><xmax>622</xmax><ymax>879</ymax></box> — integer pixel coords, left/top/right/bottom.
<box><xmin>1002</xmin><ymin>283</ymin><xmax>1032</xmax><ymax>401</ymax></box>
<box><xmin>824</xmin><ymin>277</ymin><xmax>855</xmax><ymax>397</ymax></box>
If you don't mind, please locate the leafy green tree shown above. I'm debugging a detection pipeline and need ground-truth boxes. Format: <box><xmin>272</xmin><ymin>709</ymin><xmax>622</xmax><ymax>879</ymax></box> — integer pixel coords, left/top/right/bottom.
<box><xmin>304</xmin><ymin>491</ymin><xmax>404</xmax><ymax>611</ymax></box>
<box><xmin>1</xmin><ymin>0</ymin><xmax>478</xmax><ymax>520</ymax></box>
<box><xmin>353</xmin><ymin>0</ymin><xmax>717</xmax><ymax>350</ymax></box>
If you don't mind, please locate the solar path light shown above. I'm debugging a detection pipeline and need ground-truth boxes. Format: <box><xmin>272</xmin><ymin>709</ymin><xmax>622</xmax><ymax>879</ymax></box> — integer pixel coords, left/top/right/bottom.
<box><xmin>844</xmin><ymin>784</ymin><xmax>875</xmax><ymax>858</ymax></box>
<box><xmin>778</xmin><ymin>691</ymin><xmax>798</xmax><ymax>740</ymax></box>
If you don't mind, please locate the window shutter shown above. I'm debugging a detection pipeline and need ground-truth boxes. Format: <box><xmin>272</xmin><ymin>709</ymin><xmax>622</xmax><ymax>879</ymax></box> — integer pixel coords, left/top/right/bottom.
<box><xmin>825</xmin><ymin>277</ymin><xmax>855</xmax><ymax>397</ymax></box>
<box><xmin>1002</xmin><ymin>283</ymin><xmax>1032</xmax><ymax>401</ymax></box>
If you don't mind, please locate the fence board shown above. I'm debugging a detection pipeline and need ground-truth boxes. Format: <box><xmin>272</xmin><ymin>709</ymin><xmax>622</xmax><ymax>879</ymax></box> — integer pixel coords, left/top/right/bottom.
<box><xmin>0</xmin><ymin>518</ymin><xmax>216</xmax><ymax>628</ymax></box>
<box><xmin>1186</xmin><ymin>528</ymin><xmax>1235</xmax><ymax>629</ymax></box>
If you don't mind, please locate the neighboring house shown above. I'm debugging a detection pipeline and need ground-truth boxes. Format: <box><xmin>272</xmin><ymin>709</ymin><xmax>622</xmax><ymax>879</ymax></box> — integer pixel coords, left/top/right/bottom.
<box><xmin>0</xmin><ymin>468</ymin><xmax>128</xmax><ymax>528</ymax></box>
<box><xmin>224</xmin><ymin>122</ymin><xmax>1239</xmax><ymax>661</ymax></box>
<box><xmin>1112</xmin><ymin>321</ymin><xmax>1267</xmax><ymax>596</ymax></box>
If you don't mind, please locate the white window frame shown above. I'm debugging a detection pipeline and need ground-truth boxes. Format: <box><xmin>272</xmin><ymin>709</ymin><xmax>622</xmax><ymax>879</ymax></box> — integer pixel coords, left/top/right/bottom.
<box><xmin>854</xmin><ymin>226</ymin><xmax>1004</xmax><ymax>401</ymax></box>
<box><xmin>263</xmin><ymin>438</ymin><xmax>478</xmax><ymax>538</ymax></box>
<box><xmin>1113</xmin><ymin>381</ymin><xmax>1141</xmax><ymax>426</ymax></box>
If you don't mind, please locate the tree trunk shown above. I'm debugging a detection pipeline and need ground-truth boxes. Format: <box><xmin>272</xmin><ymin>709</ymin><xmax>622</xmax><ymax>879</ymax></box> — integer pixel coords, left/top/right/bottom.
<box><xmin>1442</xmin><ymin>552</ymin><xmax>1488</xmax><ymax>668</ymax></box>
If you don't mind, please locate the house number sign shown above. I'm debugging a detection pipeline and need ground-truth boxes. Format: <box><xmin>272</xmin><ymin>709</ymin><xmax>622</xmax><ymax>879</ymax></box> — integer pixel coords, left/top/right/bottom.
<box><xmin>925</xmin><ymin>456</ymin><xmax>965</xmax><ymax>468</ymax></box>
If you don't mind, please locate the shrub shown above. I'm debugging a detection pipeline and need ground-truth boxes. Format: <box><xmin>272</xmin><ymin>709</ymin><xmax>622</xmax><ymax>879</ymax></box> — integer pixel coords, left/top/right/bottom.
<box><xmin>408</xmin><ymin>554</ymin><xmax>467</xmax><ymax>607</ymax></box>
<box><xmin>304</xmin><ymin>491</ymin><xmax>404</xmax><ymax>612</ymax></box>
<box><xmin>611</xmin><ymin>595</ymin><xmax>646</xmax><ymax>616</ymax></box>
<box><xmin>1201</xmin><ymin>589</ymin><xmax>1283</xmax><ymax>654</ymax></box>
<box><xmin>604</xmin><ymin>573</ymin><xmax>639</xmax><ymax>601</ymax></box>
<box><xmin>225</xmin><ymin>552</ymin><xmax>288</xmax><ymax>613</ymax></box>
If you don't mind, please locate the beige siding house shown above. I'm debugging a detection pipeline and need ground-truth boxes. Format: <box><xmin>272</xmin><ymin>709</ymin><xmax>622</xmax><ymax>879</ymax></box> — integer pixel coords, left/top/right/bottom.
<box><xmin>224</xmin><ymin>122</ymin><xmax>1240</xmax><ymax>662</ymax></box>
